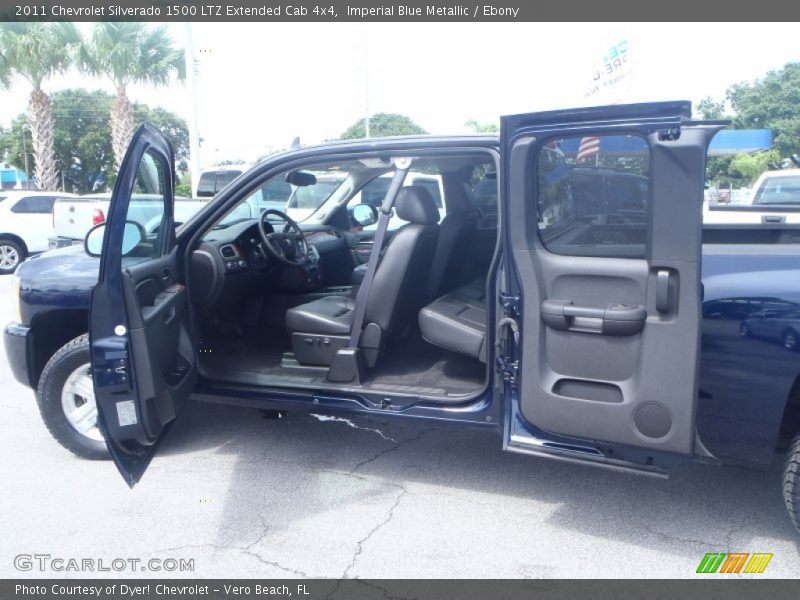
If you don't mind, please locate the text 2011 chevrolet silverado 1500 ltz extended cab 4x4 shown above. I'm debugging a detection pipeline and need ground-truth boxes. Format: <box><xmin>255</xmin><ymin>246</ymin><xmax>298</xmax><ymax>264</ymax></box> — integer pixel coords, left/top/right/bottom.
<box><xmin>5</xmin><ymin>102</ymin><xmax>800</xmax><ymax>534</ymax></box>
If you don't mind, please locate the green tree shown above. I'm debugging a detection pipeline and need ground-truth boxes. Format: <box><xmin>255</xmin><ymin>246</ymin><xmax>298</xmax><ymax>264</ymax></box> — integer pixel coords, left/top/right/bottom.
<box><xmin>80</xmin><ymin>23</ymin><xmax>184</xmax><ymax>171</ymax></box>
<box><xmin>727</xmin><ymin>62</ymin><xmax>800</xmax><ymax>158</ymax></box>
<box><xmin>0</xmin><ymin>23</ymin><xmax>81</xmax><ymax>190</ymax></box>
<box><xmin>340</xmin><ymin>113</ymin><xmax>426</xmax><ymax>139</ymax></box>
<box><xmin>134</xmin><ymin>104</ymin><xmax>189</xmax><ymax>172</ymax></box>
<box><xmin>729</xmin><ymin>150</ymin><xmax>781</xmax><ymax>183</ymax></box>
<box><xmin>465</xmin><ymin>119</ymin><xmax>499</xmax><ymax>133</ymax></box>
<box><xmin>175</xmin><ymin>173</ymin><xmax>191</xmax><ymax>198</ymax></box>
<box><xmin>50</xmin><ymin>89</ymin><xmax>114</xmax><ymax>192</ymax></box>
<box><xmin>3</xmin><ymin>89</ymin><xmax>190</xmax><ymax>193</ymax></box>
<box><xmin>696</xmin><ymin>97</ymin><xmax>727</xmax><ymax>120</ymax></box>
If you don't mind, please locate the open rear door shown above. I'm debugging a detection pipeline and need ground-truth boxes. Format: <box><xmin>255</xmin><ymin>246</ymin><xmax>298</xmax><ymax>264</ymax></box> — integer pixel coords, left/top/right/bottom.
<box><xmin>501</xmin><ymin>102</ymin><xmax>722</xmax><ymax>470</ymax></box>
<box><xmin>90</xmin><ymin>124</ymin><xmax>197</xmax><ymax>486</ymax></box>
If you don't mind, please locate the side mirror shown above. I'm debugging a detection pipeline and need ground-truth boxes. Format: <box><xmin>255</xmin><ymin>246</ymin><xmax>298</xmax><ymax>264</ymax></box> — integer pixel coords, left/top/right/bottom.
<box><xmin>349</xmin><ymin>203</ymin><xmax>379</xmax><ymax>227</ymax></box>
<box><xmin>84</xmin><ymin>221</ymin><xmax>145</xmax><ymax>258</ymax></box>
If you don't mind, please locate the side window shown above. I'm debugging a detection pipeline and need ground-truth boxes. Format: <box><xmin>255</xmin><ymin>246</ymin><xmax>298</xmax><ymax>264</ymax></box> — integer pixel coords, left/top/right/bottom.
<box><xmin>215</xmin><ymin>170</ymin><xmax>240</xmax><ymax>192</ymax></box>
<box><xmin>196</xmin><ymin>172</ymin><xmax>216</xmax><ymax>197</ymax></box>
<box><xmin>12</xmin><ymin>195</ymin><xmax>55</xmax><ymax>214</ymax></box>
<box><xmin>355</xmin><ymin>174</ymin><xmax>444</xmax><ymax>232</ymax></box>
<box><xmin>536</xmin><ymin>134</ymin><xmax>650</xmax><ymax>259</ymax></box>
<box><xmin>123</xmin><ymin>149</ymin><xmax>170</xmax><ymax>261</ymax></box>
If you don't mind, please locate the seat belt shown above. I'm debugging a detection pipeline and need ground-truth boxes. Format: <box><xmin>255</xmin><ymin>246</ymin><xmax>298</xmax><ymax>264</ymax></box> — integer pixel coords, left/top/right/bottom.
<box><xmin>348</xmin><ymin>159</ymin><xmax>411</xmax><ymax>349</ymax></box>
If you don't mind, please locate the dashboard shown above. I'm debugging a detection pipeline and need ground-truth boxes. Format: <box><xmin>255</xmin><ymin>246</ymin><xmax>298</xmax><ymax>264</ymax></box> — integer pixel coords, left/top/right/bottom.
<box><xmin>189</xmin><ymin>218</ymin><xmax>352</xmax><ymax>309</ymax></box>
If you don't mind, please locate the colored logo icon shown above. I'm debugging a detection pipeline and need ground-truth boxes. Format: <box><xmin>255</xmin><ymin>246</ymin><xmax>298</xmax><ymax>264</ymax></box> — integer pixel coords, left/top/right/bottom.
<box><xmin>696</xmin><ymin>553</ymin><xmax>773</xmax><ymax>574</ymax></box>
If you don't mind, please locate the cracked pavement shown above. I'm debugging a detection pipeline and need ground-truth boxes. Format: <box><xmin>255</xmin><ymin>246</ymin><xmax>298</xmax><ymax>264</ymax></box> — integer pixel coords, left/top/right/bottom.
<box><xmin>0</xmin><ymin>276</ymin><xmax>798</xmax><ymax>578</ymax></box>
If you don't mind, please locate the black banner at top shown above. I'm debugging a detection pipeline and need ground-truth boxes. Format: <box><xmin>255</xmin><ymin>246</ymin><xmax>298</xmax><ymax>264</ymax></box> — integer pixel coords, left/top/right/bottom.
<box><xmin>1</xmin><ymin>0</ymin><xmax>800</xmax><ymax>21</ymax></box>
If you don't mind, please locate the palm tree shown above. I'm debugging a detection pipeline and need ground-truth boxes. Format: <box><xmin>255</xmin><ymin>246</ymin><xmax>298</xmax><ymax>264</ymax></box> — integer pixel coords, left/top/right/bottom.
<box><xmin>80</xmin><ymin>23</ymin><xmax>185</xmax><ymax>171</ymax></box>
<box><xmin>0</xmin><ymin>23</ymin><xmax>80</xmax><ymax>190</ymax></box>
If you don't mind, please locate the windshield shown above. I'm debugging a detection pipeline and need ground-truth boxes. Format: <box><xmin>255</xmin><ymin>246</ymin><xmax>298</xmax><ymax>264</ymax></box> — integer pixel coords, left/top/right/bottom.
<box><xmin>753</xmin><ymin>175</ymin><xmax>800</xmax><ymax>205</ymax></box>
<box><xmin>285</xmin><ymin>173</ymin><xmax>346</xmax><ymax>221</ymax></box>
<box><xmin>211</xmin><ymin>168</ymin><xmax>349</xmax><ymax>230</ymax></box>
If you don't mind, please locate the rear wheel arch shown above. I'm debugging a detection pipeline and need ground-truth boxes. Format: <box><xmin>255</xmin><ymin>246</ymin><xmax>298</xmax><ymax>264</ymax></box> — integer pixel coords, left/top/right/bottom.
<box><xmin>0</xmin><ymin>233</ymin><xmax>29</xmax><ymax>255</ymax></box>
<box><xmin>778</xmin><ymin>375</ymin><xmax>800</xmax><ymax>450</ymax></box>
<box><xmin>30</xmin><ymin>308</ymin><xmax>89</xmax><ymax>387</ymax></box>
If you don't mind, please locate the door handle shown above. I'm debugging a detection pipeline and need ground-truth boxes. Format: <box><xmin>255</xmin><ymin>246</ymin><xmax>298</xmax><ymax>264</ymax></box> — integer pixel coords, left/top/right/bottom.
<box><xmin>541</xmin><ymin>299</ymin><xmax>646</xmax><ymax>336</ymax></box>
<box><xmin>656</xmin><ymin>269</ymin><xmax>672</xmax><ymax>314</ymax></box>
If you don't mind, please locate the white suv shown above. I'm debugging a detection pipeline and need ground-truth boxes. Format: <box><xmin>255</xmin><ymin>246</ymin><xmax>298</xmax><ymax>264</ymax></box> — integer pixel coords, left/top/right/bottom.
<box><xmin>0</xmin><ymin>190</ymin><xmax>75</xmax><ymax>274</ymax></box>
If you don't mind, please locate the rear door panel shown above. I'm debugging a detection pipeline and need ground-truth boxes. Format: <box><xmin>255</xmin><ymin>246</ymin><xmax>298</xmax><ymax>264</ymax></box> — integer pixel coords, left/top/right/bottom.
<box><xmin>502</xmin><ymin>102</ymin><xmax>721</xmax><ymax>456</ymax></box>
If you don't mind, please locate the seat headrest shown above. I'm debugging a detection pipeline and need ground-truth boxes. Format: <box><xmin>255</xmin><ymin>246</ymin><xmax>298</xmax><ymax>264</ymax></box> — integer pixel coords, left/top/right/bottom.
<box><xmin>395</xmin><ymin>186</ymin><xmax>440</xmax><ymax>225</ymax></box>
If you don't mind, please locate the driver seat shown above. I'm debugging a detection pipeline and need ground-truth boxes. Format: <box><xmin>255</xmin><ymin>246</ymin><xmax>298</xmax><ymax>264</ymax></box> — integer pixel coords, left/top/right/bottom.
<box><xmin>286</xmin><ymin>186</ymin><xmax>440</xmax><ymax>367</ymax></box>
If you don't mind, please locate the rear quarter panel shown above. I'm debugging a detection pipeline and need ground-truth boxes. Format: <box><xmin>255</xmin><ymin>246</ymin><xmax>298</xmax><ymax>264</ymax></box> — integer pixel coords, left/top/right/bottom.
<box><xmin>698</xmin><ymin>246</ymin><xmax>800</xmax><ymax>464</ymax></box>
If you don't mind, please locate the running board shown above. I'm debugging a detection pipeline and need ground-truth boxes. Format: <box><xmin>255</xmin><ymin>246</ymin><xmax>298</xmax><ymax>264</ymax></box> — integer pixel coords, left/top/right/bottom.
<box><xmin>507</xmin><ymin>434</ymin><xmax>669</xmax><ymax>479</ymax></box>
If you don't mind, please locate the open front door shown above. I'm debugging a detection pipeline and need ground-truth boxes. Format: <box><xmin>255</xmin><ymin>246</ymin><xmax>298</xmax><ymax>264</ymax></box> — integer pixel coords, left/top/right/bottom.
<box><xmin>501</xmin><ymin>102</ymin><xmax>721</xmax><ymax>469</ymax></box>
<box><xmin>90</xmin><ymin>124</ymin><xmax>196</xmax><ymax>486</ymax></box>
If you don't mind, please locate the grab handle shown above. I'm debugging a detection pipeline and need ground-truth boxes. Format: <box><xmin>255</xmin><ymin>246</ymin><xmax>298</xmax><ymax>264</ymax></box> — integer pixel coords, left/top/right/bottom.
<box><xmin>541</xmin><ymin>299</ymin><xmax>646</xmax><ymax>336</ymax></box>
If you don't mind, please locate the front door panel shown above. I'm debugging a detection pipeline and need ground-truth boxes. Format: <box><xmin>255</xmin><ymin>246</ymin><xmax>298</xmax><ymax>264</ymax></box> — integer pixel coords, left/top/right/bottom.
<box><xmin>90</xmin><ymin>124</ymin><xmax>196</xmax><ymax>486</ymax></box>
<box><xmin>502</xmin><ymin>102</ymin><xmax>721</xmax><ymax>456</ymax></box>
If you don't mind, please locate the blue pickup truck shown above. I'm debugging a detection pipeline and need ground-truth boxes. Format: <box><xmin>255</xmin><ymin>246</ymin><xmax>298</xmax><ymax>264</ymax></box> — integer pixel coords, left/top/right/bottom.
<box><xmin>4</xmin><ymin>101</ymin><xmax>800</xmax><ymax>534</ymax></box>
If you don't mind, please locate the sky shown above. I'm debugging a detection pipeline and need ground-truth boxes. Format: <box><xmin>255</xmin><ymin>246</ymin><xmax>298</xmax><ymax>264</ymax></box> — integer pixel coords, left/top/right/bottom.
<box><xmin>1</xmin><ymin>22</ymin><xmax>798</xmax><ymax>168</ymax></box>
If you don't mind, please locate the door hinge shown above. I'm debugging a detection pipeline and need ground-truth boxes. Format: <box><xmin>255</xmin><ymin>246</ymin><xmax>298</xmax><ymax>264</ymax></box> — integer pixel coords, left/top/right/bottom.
<box><xmin>495</xmin><ymin>356</ymin><xmax>519</xmax><ymax>388</ymax></box>
<box><xmin>499</xmin><ymin>292</ymin><xmax>520</xmax><ymax>316</ymax></box>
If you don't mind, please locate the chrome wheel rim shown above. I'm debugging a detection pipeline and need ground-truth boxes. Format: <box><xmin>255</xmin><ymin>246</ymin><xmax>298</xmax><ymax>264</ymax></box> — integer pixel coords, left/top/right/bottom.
<box><xmin>0</xmin><ymin>245</ymin><xmax>19</xmax><ymax>270</ymax></box>
<box><xmin>61</xmin><ymin>363</ymin><xmax>103</xmax><ymax>442</ymax></box>
<box><xmin>740</xmin><ymin>324</ymin><xmax>749</xmax><ymax>336</ymax></box>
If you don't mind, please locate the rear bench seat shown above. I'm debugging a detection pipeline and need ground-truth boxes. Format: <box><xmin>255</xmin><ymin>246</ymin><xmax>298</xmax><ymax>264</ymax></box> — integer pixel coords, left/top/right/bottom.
<box><xmin>418</xmin><ymin>278</ymin><xmax>487</xmax><ymax>362</ymax></box>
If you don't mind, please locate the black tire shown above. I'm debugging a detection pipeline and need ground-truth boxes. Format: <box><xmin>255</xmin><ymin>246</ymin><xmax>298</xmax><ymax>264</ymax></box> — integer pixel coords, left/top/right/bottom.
<box><xmin>784</xmin><ymin>434</ymin><xmax>800</xmax><ymax>535</ymax></box>
<box><xmin>36</xmin><ymin>334</ymin><xmax>109</xmax><ymax>460</ymax></box>
<box><xmin>783</xmin><ymin>329</ymin><xmax>798</xmax><ymax>352</ymax></box>
<box><xmin>0</xmin><ymin>238</ymin><xmax>26</xmax><ymax>275</ymax></box>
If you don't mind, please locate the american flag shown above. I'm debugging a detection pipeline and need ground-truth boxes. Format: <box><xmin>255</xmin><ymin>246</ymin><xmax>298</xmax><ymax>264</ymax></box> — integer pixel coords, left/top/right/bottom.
<box><xmin>575</xmin><ymin>136</ymin><xmax>601</xmax><ymax>163</ymax></box>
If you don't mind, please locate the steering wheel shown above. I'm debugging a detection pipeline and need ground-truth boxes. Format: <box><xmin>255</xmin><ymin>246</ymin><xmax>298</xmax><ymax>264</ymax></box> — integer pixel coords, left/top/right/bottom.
<box><xmin>257</xmin><ymin>209</ymin><xmax>309</xmax><ymax>267</ymax></box>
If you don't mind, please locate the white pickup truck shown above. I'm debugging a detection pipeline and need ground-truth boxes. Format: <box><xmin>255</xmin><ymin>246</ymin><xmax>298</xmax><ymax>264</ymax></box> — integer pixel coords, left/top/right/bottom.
<box><xmin>704</xmin><ymin>169</ymin><xmax>800</xmax><ymax>226</ymax></box>
<box><xmin>49</xmin><ymin>193</ymin><xmax>209</xmax><ymax>249</ymax></box>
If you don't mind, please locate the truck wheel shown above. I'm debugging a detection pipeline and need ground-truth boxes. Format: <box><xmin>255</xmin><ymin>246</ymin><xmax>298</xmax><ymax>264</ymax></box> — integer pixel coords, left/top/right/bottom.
<box><xmin>36</xmin><ymin>334</ymin><xmax>109</xmax><ymax>460</ymax></box>
<box><xmin>784</xmin><ymin>434</ymin><xmax>800</xmax><ymax>534</ymax></box>
<box><xmin>0</xmin><ymin>238</ymin><xmax>25</xmax><ymax>275</ymax></box>
<box><xmin>783</xmin><ymin>329</ymin><xmax>798</xmax><ymax>352</ymax></box>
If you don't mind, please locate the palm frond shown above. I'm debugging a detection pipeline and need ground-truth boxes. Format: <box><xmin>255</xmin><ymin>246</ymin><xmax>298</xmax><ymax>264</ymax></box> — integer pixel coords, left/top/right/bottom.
<box><xmin>82</xmin><ymin>22</ymin><xmax>184</xmax><ymax>89</ymax></box>
<box><xmin>0</xmin><ymin>22</ymin><xmax>81</xmax><ymax>89</ymax></box>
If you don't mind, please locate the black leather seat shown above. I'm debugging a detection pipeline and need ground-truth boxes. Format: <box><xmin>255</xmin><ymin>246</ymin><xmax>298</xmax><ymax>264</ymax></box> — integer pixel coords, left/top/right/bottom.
<box><xmin>286</xmin><ymin>186</ymin><xmax>440</xmax><ymax>366</ymax></box>
<box><xmin>426</xmin><ymin>208</ymin><xmax>475</xmax><ymax>301</ymax></box>
<box><xmin>418</xmin><ymin>278</ymin><xmax>487</xmax><ymax>362</ymax></box>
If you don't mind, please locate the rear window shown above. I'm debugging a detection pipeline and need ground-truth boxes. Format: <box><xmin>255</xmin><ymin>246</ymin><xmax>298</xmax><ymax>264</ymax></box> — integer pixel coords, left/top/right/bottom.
<box><xmin>197</xmin><ymin>169</ymin><xmax>242</xmax><ymax>196</ymax></box>
<box><xmin>215</xmin><ymin>170</ymin><xmax>241</xmax><ymax>190</ymax></box>
<box><xmin>196</xmin><ymin>172</ymin><xmax>216</xmax><ymax>196</ymax></box>
<box><xmin>753</xmin><ymin>175</ymin><xmax>800</xmax><ymax>205</ymax></box>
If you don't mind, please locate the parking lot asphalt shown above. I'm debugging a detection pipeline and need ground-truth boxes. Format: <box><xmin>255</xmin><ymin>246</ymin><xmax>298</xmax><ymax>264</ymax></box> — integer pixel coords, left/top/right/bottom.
<box><xmin>0</xmin><ymin>274</ymin><xmax>798</xmax><ymax>579</ymax></box>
